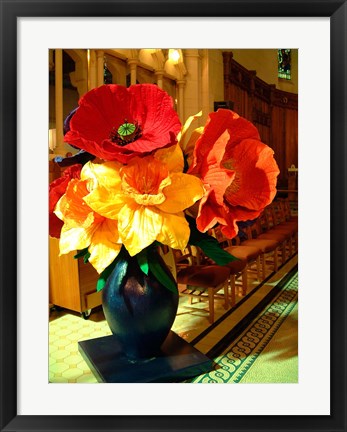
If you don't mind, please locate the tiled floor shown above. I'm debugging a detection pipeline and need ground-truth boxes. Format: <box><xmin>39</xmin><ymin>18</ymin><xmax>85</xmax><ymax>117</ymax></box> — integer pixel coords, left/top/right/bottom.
<box><xmin>49</xmin><ymin>255</ymin><xmax>297</xmax><ymax>383</ymax></box>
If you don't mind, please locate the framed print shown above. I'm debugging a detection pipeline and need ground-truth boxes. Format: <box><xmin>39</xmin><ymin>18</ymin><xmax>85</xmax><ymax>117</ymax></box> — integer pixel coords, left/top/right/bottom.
<box><xmin>1</xmin><ymin>1</ymin><xmax>346</xmax><ymax>431</ymax></box>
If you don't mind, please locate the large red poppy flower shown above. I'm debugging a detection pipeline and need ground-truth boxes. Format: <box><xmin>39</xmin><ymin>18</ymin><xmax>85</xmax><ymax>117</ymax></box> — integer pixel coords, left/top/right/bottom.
<box><xmin>64</xmin><ymin>84</ymin><xmax>182</xmax><ymax>164</ymax></box>
<box><xmin>189</xmin><ymin>109</ymin><xmax>280</xmax><ymax>238</ymax></box>
<box><xmin>49</xmin><ymin>164</ymin><xmax>82</xmax><ymax>238</ymax></box>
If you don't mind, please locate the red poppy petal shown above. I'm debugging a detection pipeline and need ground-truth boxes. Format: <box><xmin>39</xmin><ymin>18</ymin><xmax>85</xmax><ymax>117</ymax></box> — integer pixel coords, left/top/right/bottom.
<box><xmin>49</xmin><ymin>214</ymin><xmax>64</xmax><ymax>238</ymax></box>
<box><xmin>65</xmin><ymin>84</ymin><xmax>181</xmax><ymax>162</ymax></box>
<box><xmin>199</xmin><ymin>129</ymin><xmax>229</xmax><ymax>174</ymax></box>
<box><xmin>226</xmin><ymin>204</ymin><xmax>263</xmax><ymax>225</ymax></box>
<box><xmin>223</xmin><ymin>139</ymin><xmax>279</xmax><ymax>210</ymax></box>
<box><xmin>71</xmin><ymin>85</ymin><xmax>130</xmax><ymax>141</ymax></box>
<box><xmin>190</xmin><ymin>109</ymin><xmax>260</xmax><ymax>173</ymax></box>
<box><xmin>49</xmin><ymin>164</ymin><xmax>82</xmax><ymax>238</ymax></box>
<box><xmin>196</xmin><ymin>191</ymin><xmax>228</xmax><ymax>233</ymax></box>
<box><xmin>204</xmin><ymin>167</ymin><xmax>235</xmax><ymax>206</ymax></box>
<box><xmin>220</xmin><ymin>221</ymin><xmax>238</xmax><ymax>239</ymax></box>
<box><xmin>49</xmin><ymin>176</ymin><xmax>69</xmax><ymax>212</ymax></box>
<box><xmin>196</xmin><ymin>190</ymin><xmax>240</xmax><ymax>238</ymax></box>
<box><xmin>127</xmin><ymin>84</ymin><xmax>181</xmax><ymax>146</ymax></box>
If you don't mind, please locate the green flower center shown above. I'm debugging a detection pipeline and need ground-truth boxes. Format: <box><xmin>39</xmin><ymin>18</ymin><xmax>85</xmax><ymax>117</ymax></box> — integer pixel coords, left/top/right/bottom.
<box><xmin>117</xmin><ymin>122</ymin><xmax>136</xmax><ymax>137</ymax></box>
<box><xmin>110</xmin><ymin>119</ymin><xmax>142</xmax><ymax>146</ymax></box>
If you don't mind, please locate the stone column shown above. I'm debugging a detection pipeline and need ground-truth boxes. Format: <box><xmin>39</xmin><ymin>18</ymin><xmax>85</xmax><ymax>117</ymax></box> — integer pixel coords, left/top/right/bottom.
<box><xmin>96</xmin><ymin>50</ymin><xmax>105</xmax><ymax>87</ymax></box>
<box><xmin>182</xmin><ymin>49</ymin><xmax>202</xmax><ymax>123</ymax></box>
<box><xmin>200</xmin><ymin>49</ymin><xmax>210</xmax><ymax>125</ymax></box>
<box><xmin>154</xmin><ymin>70</ymin><xmax>164</xmax><ymax>89</ymax></box>
<box><xmin>54</xmin><ymin>49</ymin><xmax>65</xmax><ymax>156</ymax></box>
<box><xmin>127</xmin><ymin>59</ymin><xmax>138</xmax><ymax>85</ymax></box>
<box><xmin>176</xmin><ymin>80</ymin><xmax>186</xmax><ymax>122</ymax></box>
<box><xmin>88</xmin><ymin>49</ymin><xmax>97</xmax><ymax>90</ymax></box>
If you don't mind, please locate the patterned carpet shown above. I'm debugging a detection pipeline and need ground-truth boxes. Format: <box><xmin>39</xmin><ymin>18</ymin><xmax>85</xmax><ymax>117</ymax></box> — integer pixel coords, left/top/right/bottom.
<box><xmin>192</xmin><ymin>270</ymin><xmax>298</xmax><ymax>383</ymax></box>
<box><xmin>49</xmin><ymin>256</ymin><xmax>298</xmax><ymax>383</ymax></box>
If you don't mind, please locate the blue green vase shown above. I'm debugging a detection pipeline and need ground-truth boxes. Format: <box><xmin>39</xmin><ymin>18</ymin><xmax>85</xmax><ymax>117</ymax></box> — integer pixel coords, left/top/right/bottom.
<box><xmin>102</xmin><ymin>248</ymin><xmax>179</xmax><ymax>359</ymax></box>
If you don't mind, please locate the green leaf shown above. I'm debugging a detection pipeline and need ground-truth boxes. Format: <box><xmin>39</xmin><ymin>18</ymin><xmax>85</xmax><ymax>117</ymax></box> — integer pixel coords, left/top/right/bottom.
<box><xmin>195</xmin><ymin>237</ymin><xmax>238</xmax><ymax>265</ymax></box>
<box><xmin>148</xmin><ymin>251</ymin><xmax>177</xmax><ymax>294</ymax></box>
<box><xmin>96</xmin><ymin>255</ymin><xmax>122</xmax><ymax>292</ymax></box>
<box><xmin>83</xmin><ymin>252</ymin><xmax>91</xmax><ymax>264</ymax></box>
<box><xmin>186</xmin><ymin>215</ymin><xmax>238</xmax><ymax>265</ymax></box>
<box><xmin>96</xmin><ymin>247</ymin><xmax>130</xmax><ymax>292</ymax></box>
<box><xmin>186</xmin><ymin>215</ymin><xmax>211</xmax><ymax>244</ymax></box>
<box><xmin>74</xmin><ymin>248</ymin><xmax>89</xmax><ymax>260</ymax></box>
<box><xmin>136</xmin><ymin>249</ymin><xmax>149</xmax><ymax>275</ymax></box>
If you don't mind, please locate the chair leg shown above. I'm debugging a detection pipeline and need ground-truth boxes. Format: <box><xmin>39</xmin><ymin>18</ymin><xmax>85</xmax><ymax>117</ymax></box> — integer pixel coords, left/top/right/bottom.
<box><xmin>208</xmin><ymin>288</ymin><xmax>214</xmax><ymax>324</ymax></box>
<box><xmin>262</xmin><ymin>253</ymin><xmax>266</xmax><ymax>279</ymax></box>
<box><xmin>241</xmin><ymin>267</ymin><xmax>248</xmax><ymax>296</ymax></box>
<box><xmin>230</xmin><ymin>274</ymin><xmax>236</xmax><ymax>306</ymax></box>
<box><xmin>274</xmin><ymin>248</ymin><xmax>278</xmax><ymax>272</ymax></box>
<box><xmin>223</xmin><ymin>281</ymin><xmax>229</xmax><ymax>309</ymax></box>
<box><xmin>282</xmin><ymin>243</ymin><xmax>286</xmax><ymax>264</ymax></box>
<box><xmin>256</xmin><ymin>256</ymin><xmax>261</xmax><ymax>281</ymax></box>
<box><xmin>288</xmin><ymin>237</ymin><xmax>293</xmax><ymax>257</ymax></box>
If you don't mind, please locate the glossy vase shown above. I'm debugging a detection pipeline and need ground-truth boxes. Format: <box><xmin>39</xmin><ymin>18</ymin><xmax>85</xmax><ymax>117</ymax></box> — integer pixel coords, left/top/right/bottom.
<box><xmin>102</xmin><ymin>248</ymin><xmax>179</xmax><ymax>359</ymax></box>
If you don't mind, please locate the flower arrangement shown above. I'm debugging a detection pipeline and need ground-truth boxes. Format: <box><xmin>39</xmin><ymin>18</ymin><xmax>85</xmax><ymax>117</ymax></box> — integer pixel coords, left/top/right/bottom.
<box><xmin>49</xmin><ymin>84</ymin><xmax>279</xmax><ymax>293</ymax></box>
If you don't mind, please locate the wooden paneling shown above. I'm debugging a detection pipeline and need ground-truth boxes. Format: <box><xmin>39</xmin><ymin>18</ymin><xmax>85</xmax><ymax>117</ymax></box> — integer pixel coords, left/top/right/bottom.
<box><xmin>49</xmin><ymin>237</ymin><xmax>81</xmax><ymax>312</ymax></box>
<box><xmin>49</xmin><ymin>237</ymin><xmax>101</xmax><ymax>314</ymax></box>
<box><xmin>223</xmin><ymin>52</ymin><xmax>298</xmax><ymax>189</ymax></box>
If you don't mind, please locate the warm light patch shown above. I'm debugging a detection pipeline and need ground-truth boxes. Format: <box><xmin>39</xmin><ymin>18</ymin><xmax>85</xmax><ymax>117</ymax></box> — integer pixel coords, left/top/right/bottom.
<box><xmin>168</xmin><ymin>49</ymin><xmax>181</xmax><ymax>63</ymax></box>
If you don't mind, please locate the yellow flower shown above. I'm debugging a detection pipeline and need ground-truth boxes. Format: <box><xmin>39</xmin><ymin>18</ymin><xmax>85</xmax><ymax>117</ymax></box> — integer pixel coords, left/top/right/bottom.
<box><xmin>83</xmin><ymin>153</ymin><xmax>205</xmax><ymax>256</ymax></box>
<box><xmin>177</xmin><ymin>111</ymin><xmax>204</xmax><ymax>167</ymax></box>
<box><xmin>54</xmin><ymin>178</ymin><xmax>122</xmax><ymax>274</ymax></box>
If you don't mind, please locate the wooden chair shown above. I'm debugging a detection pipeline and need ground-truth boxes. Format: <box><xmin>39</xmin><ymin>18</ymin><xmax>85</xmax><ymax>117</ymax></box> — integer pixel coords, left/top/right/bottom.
<box><xmin>211</xmin><ymin>227</ymin><xmax>262</xmax><ymax>293</ymax></box>
<box><xmin>262</xmin><ymin>204</ymin><xmax>297</xmax><ymax>258</ymax></box>
<box><xmin>272</xmin><ymin>200</ymin><xmax>298</xmax><ymax>253</ymax></box>
<box><xmin>194</xmin><ymin>242</ymin><xmax>249</xmax><ymax>307</ymax></box>
<box><xmin>240</xmin><ymin>224</ymin><xmax>279</xmax><ymax>279</ymax></box>
<box><xmin>175</xmin><ymin>246</ymin><xmax>247</xmax><ymax>323</ymax></box>
<box><xmin>257</xmin><ymin>210</ymin><xmax>290</xmax><ymax>263</ymax></box>
<box><xmin>278</xmin><ymin>198</ymin><xmax>298</xmax><ymax>225</ymax></box>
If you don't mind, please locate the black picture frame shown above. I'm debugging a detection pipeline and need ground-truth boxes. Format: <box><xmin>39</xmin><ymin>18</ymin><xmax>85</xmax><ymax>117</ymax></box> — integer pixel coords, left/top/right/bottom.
<box><xmin>1</xmin><ymin>1</ymin><xmax>346</xmax><ymax>431</ymax></box>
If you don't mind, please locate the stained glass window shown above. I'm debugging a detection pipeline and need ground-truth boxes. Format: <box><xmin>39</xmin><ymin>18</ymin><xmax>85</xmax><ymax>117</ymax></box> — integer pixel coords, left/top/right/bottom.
<box><xmin>278</xmin><ymin>49</ymin><xmax>291</xmax><ymax>80</ymax></box>
<box><xmin>104</xmin><ymin>64</ymin><xmax>113</xmax><ymax>84</ymax></box>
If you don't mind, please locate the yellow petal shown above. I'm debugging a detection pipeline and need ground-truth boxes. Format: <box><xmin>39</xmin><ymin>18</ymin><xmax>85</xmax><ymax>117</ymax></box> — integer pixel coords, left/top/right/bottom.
<box><xmin>157</xmin><ymin>212</ymin><xmax>190</xmax><ymax>252</ymax></box>
<box><xmin>154</xmin><ymin>144</ymin><xmax>184</xmax><ymax>173</ymax></box>
<box><xmin>177</xmin><ymin>111</ymin><xmax>202</xmax><ymax>150</ymax></box>
<box><xmin>88</xmin><ymin>219</ymin><xmax>122</xmax><ymax>273</ymax></box>
<box><xmin>156</xmin><ymin>172</ymin><xmax>205</xmax><ymax>214</ymax></box>
<box><xmin>81</xmin><ymin>161</ymin><xmax>122</xmax><ymax>191</ymax></box>
<box><xmin>184</xmin><ymin>127</ymin><xmax>204</xmax><ymax>167</ymax></box>
<box><xmin>118</xmin><ymin>202</ymin><xmax>163</xmax><ymax>256</ymax></box>
<box><xmin>59</xmin><ymin>223</ymin><xmax>96</xmax><ymax>255</ymax></box>
<box><xmin>84</xmin><ymin>187</ymin><xmax>125</xmax><ymax>220</ymax></box>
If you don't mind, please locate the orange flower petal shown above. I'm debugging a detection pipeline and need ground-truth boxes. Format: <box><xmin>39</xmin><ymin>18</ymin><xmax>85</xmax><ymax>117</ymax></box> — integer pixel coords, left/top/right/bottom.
<box><xmin>121</xmin><ymin>156</ymin><xmax>169</xmax><ymax>195</ymax></box>
<box><xmin>55</xmin><ymin>179</ymin><xmax>99</xmax><ymax>227</ymax></box>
